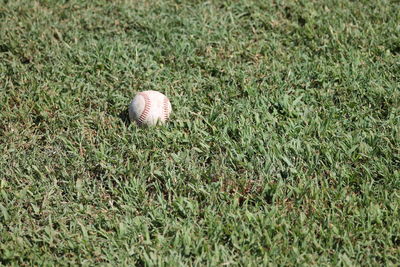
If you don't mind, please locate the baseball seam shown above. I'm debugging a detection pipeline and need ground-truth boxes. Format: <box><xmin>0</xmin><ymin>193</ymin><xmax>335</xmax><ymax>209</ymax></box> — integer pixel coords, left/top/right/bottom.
<box><xmin>138</xmin><ymin>92</ymin><xmax>151</xmax><ymax>124</ymax></box>
<box><xmin>162</xmin><ymin>97</ymin><xmax>169</xmax><ymax>122</ymax></box>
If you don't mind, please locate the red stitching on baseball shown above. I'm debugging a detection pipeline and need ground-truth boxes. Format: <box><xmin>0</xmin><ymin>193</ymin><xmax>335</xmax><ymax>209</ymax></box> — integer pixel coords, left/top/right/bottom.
<box><xmin>163</xmin><ymin>96</ymin><xmax>169</xmax><ymax>121</ymax></box>
<box><xmin>138</xmin><ymin>92</ymin><xmax>151</xmax><ymax>124</ymax></box>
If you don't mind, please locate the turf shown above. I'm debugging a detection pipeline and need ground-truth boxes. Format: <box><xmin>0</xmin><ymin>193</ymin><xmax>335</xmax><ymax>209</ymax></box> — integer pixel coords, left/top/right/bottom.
<box><xmin>0</xmin><ymin>0</ymin><xmax>399</xmax><ymax>265</ymax></box>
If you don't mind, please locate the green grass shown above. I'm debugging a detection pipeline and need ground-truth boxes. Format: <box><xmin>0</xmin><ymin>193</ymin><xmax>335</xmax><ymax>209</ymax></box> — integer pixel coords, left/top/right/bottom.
<box><xmin>1</xmin><ymin>0</ymin><xmax>399</xmax><ymax>265</ymax></box>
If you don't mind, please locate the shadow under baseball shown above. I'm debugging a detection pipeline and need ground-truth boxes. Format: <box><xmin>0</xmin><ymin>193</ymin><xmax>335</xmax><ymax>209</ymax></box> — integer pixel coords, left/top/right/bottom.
<box><xmin>118</xmin><ymin>109</ymin><xmax>131</xmax><ymax>127</ymax></box>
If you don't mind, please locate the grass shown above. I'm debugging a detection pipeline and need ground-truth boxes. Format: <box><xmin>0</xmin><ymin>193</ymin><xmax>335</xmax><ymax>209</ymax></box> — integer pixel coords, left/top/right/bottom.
<box><xmin>0</xmin><ymin>0</ymin><xmax>399</xmax><ymax>265</ymax></box>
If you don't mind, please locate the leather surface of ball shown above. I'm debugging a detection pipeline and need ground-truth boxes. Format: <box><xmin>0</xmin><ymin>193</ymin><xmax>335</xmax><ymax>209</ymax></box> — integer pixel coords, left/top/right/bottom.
<box><xmin>128</xmin><ymin>90</ymin><xmax>172</xmax><ymax>126</ymax></box>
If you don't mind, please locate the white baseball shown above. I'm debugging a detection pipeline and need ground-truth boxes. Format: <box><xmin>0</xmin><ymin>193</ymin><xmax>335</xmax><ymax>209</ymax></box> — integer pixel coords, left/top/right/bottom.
<box><xmin>128</xmin><ymin>90</ymin><xmax>172</xmax><ymax>126</ymax></box>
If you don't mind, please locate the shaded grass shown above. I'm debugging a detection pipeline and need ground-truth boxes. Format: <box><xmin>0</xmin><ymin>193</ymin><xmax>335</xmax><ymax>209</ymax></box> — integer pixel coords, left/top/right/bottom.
<box><xmin>0</xmin><ymin>0</ymin><xmax>399</xmax><ymax>265</ymax></box>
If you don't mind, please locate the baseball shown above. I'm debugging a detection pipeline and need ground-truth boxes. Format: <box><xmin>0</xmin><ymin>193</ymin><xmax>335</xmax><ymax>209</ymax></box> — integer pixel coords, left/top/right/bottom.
<box><xmin>128</xmin><ymin>90</ymin><xmax>172</xmax><ymax>126</ymax></box>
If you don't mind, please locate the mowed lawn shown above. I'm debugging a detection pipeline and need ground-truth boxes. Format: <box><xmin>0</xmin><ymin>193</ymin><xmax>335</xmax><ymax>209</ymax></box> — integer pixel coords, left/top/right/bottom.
<box><xmin>0</xmin><ymin>0</ymin><xmax>399</xmax><ymax>265</ymax></box>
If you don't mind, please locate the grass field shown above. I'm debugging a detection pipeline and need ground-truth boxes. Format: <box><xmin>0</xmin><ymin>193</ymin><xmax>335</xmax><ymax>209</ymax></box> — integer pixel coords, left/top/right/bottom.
<box><xmin>1</xmin><ymin>0</ymin><xmax>399</xmax><ymax>265</ymax></box>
